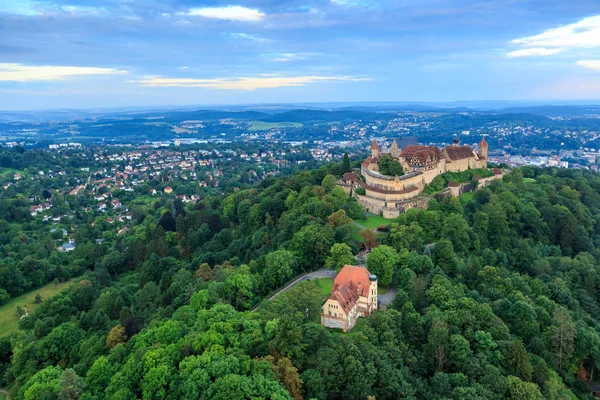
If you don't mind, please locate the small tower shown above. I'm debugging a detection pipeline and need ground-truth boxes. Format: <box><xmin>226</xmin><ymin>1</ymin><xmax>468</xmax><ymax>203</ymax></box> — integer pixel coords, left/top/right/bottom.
<box><xmin>452</xmin><ymin>137</ymin><xmax>460</xmax><ymax>147</ymax></box>
<box><xmin>371</xmin><ymin>140</ymin><xmax>379</xmax><ymax>159</ymax></box>
<box><xmin>368</xmin><ymin>274</ymin><xmax>378</xmax><ymax>313</ymax></box>
<box><xmin>478</xmin><ymin>137</ymin><xmax>488</xmax><ymax>159</ymax></box>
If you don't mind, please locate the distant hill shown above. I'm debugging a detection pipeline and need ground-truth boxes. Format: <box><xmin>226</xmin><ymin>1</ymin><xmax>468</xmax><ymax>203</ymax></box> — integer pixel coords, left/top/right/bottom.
<box><xmin>261</xmin><ymin>109</ymin><xmax>398</xmax><ymax>124</ymax></box>
<box><xmin>499</xmin><ymin>105</ymin><xmax>600</xmax><ymax>117</ymax></box>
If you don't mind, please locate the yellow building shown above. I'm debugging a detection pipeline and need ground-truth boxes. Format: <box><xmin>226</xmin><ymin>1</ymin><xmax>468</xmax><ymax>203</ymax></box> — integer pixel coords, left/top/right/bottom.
<box><xmin>321</xmin><ymin>265</ymin><xmax>378</xmax><ymax>332</ymax></box>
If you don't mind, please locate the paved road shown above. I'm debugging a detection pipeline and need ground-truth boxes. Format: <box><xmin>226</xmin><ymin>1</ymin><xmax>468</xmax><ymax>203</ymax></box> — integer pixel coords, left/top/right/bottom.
<box><xmin>377</xmin><ymin>286</ymin><xmax>397</xmax><ymax>309</ymax></box>
<box><xmin>252</xmin><ymin>268</ymin><xmax>336</xmax><ymax>311</ymax></box>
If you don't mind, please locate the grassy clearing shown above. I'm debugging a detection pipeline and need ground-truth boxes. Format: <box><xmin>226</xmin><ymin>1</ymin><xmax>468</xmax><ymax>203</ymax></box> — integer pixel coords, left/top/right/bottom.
<box><xmin>248</xmin><ymin>121</ymin><xmax>303</xmax><ymax>131</ymax></box>
<box><xmin>130</xmin><ymin>195</ymin><xmax>157</xmax><ymax>205</ymax></box>
<box><xmin>523</xmin><ymin>178</ymin><xmax>536</xmax><ymax>183</ymax></box>
<box><xmin>0</xmin><ymin>167</ymin><xmax>25</xmax><ymax>179</ymax></box>
<box><xmin>459</xmin><ymin>191</ymin><xmax>475</xmax><ymax>203</ymax></box>
<box><xmin>313</xmin><ymin>278</ymin><xmax>334</xmax><ymax>299</ymax></box>
<box><xmin>354</xmin><ymin>214</ymin><xmax>393</xmax><ymax>229</ymax></box>
<box><xmin>0</xmin><ymin>278</ymin><xmax>77</xmax><ymax>337</ymax></box>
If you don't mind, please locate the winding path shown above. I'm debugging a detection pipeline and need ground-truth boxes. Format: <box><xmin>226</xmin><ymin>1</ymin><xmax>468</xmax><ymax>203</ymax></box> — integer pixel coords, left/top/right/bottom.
<box><xmin>1</xmin><ymin>388</ymin><xmax>10</xmax><ymax>400</ymax></box>
<box><xmin>252</xmin><ymin>268</ymin><xmax>336</xmax><ymax>312</ymax></box>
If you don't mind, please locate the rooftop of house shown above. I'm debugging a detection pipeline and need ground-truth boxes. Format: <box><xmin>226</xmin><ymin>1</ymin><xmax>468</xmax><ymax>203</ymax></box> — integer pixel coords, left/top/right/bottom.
<box><xmin>333</xmin><ymin>265</ymin><xmax>374</xmax><ymax>298</ymax></box>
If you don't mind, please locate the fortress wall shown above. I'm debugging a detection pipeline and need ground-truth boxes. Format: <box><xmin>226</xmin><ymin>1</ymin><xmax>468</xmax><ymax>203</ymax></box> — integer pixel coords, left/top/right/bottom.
<box><xmin>362</xmin><ymin>166</ymin><xmax>425</xmax><ymax>192</ymax></box>
<box><xmin>354</xmin><ymin>193</ymin><xmax>387</xmax><ymax>215</ymax></box>
<box><xmin>478</xmin><ymin>172</ymin><xmax>503</xmax><ymax>187</ymax></box>
<box><xmin>364</xmin><ymin>187</ymin><xmax>420</xmax><ymax>202</ymax></box>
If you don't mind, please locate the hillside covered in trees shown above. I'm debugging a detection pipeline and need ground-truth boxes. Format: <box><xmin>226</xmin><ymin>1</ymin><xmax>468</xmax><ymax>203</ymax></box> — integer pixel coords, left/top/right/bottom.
<box><xmin>3</xmin><ymin>160</ymin><xmax>600</xmax><ymax>399</ymax></box>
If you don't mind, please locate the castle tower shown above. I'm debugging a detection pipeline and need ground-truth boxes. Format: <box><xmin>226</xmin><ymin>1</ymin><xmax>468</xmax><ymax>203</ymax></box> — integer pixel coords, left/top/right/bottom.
<box><xmin>452</xmin><ymin>137</ymin><xmax>460</xmax><ymax>147</ymax></box>
<box><xmin>389</xmin><ymin>139</ymin><xmax>401</xmax><ymax>159</ymax></box>
<box><xmin>478</xmin><ymin>137</ymin><xmax>488</xmax><ymax>159</ymax></box>
<box><xmin>371</xmin><ymin>140</ymin><xmax>379</xmax><ymax>159</ymax></box>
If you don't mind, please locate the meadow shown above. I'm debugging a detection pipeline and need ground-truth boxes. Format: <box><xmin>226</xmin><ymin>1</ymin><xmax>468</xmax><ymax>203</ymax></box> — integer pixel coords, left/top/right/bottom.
<box><xmin>0</xmin><ymin>279</ymin><xmax>77</xmax><ymax>337</ymax></box>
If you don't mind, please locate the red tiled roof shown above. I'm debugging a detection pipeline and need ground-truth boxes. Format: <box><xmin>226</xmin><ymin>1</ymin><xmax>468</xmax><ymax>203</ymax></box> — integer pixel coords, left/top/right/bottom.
<box><xmin>330</xmin><ymin>283</ymin><xmax>360</xmax><ymax>314</ymax></box>
<box><xmin>334</xmin><ymin>265</ymin><xmax>372</xmax><ymax>297</ymax></box>
<box><xmin>479</xmin><ymin>137</ymin><xmax>488</xmax><ymax>147</ymax></box>
<box><xmin>448</xmin><ymin>181</ymin><xmax>460</xmax><ymax>187</ymax></box>
<box><xmin>343</xmin><ymin>172</ymin><xmax>360</xmax><ymax>182</ymax></box>
<box><xmin>361</xmin><ymin>157</ymin><xmax>378</xmax><ymax>166</ymax></box>
<box><xmin>371</xmin><ymin>140</ymin><xmax>378</xmax><ymax>150</ymax></box>
<box><xmin>443</xmin><ymin>145</ymin><xmax>475</xmax><ymax>161</ymax></box>
<box><xmin>401</xmin><ymin>146</ymin><xmax>442</xmax><ymax>166</ymax></box>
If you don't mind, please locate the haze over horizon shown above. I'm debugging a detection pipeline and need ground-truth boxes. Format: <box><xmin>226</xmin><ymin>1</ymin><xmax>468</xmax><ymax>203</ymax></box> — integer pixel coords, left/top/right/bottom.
<box><xmin>1</xmin><ymin>0</ymin><xmax>600</xmax><ymax>110</ymax></box>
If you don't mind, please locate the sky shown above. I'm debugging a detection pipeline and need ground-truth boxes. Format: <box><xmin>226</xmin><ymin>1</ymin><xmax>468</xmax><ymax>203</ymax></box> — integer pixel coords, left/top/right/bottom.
<box><xmin>1</xmin><ymin>0</ymin><xmax>600</xmax><ymax>110</ymax></box>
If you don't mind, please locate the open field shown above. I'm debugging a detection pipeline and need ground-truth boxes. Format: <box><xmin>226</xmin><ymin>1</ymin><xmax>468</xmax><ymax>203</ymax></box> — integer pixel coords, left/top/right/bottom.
<box><xmin>313</xmin><ymin>278</ymin><xmax>334</xmax><ymax>299</ymax></box>
<box><xmin>130</xmin><ymin>195</ymin><xmax>157</xmax><ymax>205</ymax></box>
<box><xmin>0</xmin><ymin>278</ymin><xmax>77</xmax><ymax>337</ymax></box>
<box><xmin>0</xmin><ymin>168</ymin><xmax>25</xmax><ymax>180</ymax></box>
<box><xmin>248</xmin><ymin>121</ymin><xmax>303</xmax><ymax>131</ymax></box>
<box><xmin>354</xmin><ymin>214</ymin><xmax>393</xmax><ymax>229</ymax></box>
<box><xmin>523</xmin><ymin>178</ymin><xmax>536</xmax><ymax>183</ymax></box>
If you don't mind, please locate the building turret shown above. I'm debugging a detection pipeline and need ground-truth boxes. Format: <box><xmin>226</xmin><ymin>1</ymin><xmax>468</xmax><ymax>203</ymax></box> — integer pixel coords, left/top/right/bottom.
<box><xmin>478</xmin><ymin>137</ymin><xmax>488</xmax><ymax>159</ymax></box>
<box><xmin>368</xmin><ymin>274</ymin><xmax>378</xmax><ymax>312</ymax></box>
<box><xmin>389</xmin><ymin>139</ymin><xmax>401</xmax><ymax>159</ymax></box>
<box><xmin>371</xmin><ymin>140</ymin><xmax>379</xmax><ymax>159</ymax></box>
<box><xmin>452</xmin><ymin>137</ymin><xmax>460</xmax><ymax>147</ymax></box>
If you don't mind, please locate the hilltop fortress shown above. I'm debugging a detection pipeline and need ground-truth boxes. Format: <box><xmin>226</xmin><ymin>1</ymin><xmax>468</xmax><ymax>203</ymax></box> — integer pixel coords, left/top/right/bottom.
<box><xmin>341</xmin><ymin>137</ymin><xmax>500</xmax><ymax>218</ymax></box>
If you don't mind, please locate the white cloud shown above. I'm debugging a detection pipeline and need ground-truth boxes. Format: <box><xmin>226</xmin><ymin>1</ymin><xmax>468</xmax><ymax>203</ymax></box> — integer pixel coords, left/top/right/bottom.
<box><xmin>270</xmin><ymin>53</ymin><xmax>306</xmax><ymax>62</ymax></box>
<box><xmin>508</xmin><ymin>15</ymin><xmax>600</xmax><ymax>57</ymax></box>
<box><xmin>230</xmin><ymin>33</ymin><xmax>267</xmax><ymax>42</ymax></box>
<box><xmin>506</xmin><ymin>48</ymin><xmax>562</xmax><ymax>58</ymax></box>
<box><xmin>577</xmin><ymin>60</ymin><xmax>600</xmax><ymax>71</ymax></box>
<box><xmin>0</xmin><ymin>63</ymin><xmax>127</xmax><ymax>82</ymax></box>
<box><xmin>331</xmin><ymin>0</ymin><xmax>375</xmax><ymax>7</ymax></box>
<box><xmin>186</xmin><ymin>6</ymin><xmax>265</xmax><ymax>22</ymax></box>
<box><xmin>134</xmin><ymin>75</ymin><xmax>370</xmax><ymax>90</ymax></box>
<box><xmin>61</xmin><ymin>5</ymin><xmax>108</xmax><ymax>16</ymax></box>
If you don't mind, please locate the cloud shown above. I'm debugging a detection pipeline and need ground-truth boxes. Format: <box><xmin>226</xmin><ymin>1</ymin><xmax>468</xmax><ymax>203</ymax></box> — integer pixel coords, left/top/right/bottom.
<box><xmin>230</xmin><ymin>33</ymin><xmax>267</xmax><ymax>42</ymax></box>
<box><xmin>60</xmin><ymin>5</ymin><xmax>108</xmax><ymax>16</ymax></box>
<box><xmin>185</xmin><ymin>6</ymin><xmax>265</xmax><ymax>22</ymax></box>
<box><xmin>506</xmin><ymin>48</ymin><xmax>562</xmax><ymax>58</ymax></box>
<box><xmin>0</xmin><ymin>63</ymin><xmax>127</xmax><ymax>82</ymax></box>
<box><xmin>330</xmin><ymin>0</ymin><xmax>376</xmax><ymax>7</ymax></box>
<box><xmin>508</xmin><ymin>15</ymin><xmax>600</xmax><ymax>57</ymax></box>
<box><xmin>577</xmin><ymin>60</ymin><xmax>600</xmax><ymax>72</ymax></box>
<box><xmin>269</xmin><ymin>53</ymin><xmax>306</xmax><ymax>62</ymax></box>
<box><xmin>133</xmin><ymin>75</ymin><xmax>370</xmax><ymax>90</ymax></box>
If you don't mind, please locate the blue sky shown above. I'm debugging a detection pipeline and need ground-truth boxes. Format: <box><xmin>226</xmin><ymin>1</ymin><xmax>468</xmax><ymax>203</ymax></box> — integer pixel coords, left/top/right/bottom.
<box><xmin>1</xmin><ymin>0</ymin><xmax>600</xmax><ymax>110</ymax></box>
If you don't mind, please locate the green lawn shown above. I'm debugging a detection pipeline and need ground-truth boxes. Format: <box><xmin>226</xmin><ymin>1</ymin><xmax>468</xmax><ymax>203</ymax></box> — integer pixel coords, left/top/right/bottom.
<box><xmin>523</xmin><ymin>178</ymin><xmax>536</xmax><ymax>183</ymax></box>
<box><xmin>130</xmin><ymin>195</ymin><xmax>157</xmax><ymax>205</ymax></box>
<box><xmin>378</xmin><ymin>285</ymin><xmax>389</xmax><ymax>295</ymax></box>
<box><xmin>0</xmin><ymin>278</ymin><xmax>77</xmax><ymax>337</ymax></box>
<box><xmin>0</xmin><ymin>167</ymin><xmax>25</xmax><ymax>179</ymax></box>
<box><xmin>459</xmin><ymin>191</ymin><xmax>475</xmax><ymax>203</ymax></box>
<box><xmin>248</xmin><ymin>121</ymin><xmax>303</xmax><ymax>131</ymax></box>
<box><xmin>313</xmin><ymin>278</ymin><xmax>334</xmax><ymax>299</ymax></box>
<box><xmin>354</xmin><ymin>214</ymin><xmax>393</xmax><ymax>229</ymax></box>
<box><xmin>351</xmin><ymin>225</ymin><xmax>364</xmax><ymax>241</ymax></box>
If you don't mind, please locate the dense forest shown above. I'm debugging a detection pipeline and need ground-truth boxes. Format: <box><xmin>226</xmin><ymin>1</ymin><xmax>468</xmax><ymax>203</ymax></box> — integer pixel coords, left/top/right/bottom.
<box><xmin>3</xmin><ymin>155</ymin><xmax>600</xmax><ymax>399</ymax></box>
